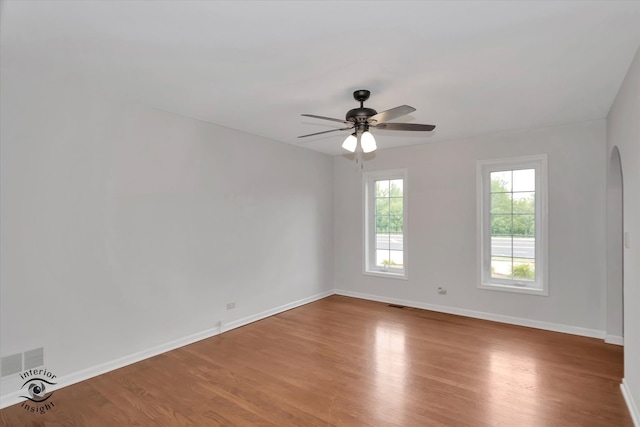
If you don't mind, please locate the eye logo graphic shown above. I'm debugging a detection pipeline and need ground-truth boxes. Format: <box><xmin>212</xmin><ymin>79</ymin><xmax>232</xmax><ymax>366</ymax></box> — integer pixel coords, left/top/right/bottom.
<box><xmin>19</xmin><ymin>369</ymin><xmax>58</xmax><ymax>414</ymax></box>
<box><xmin>22</xmin><ymin>379</ymin><xmax>54</xmax><ymax>402</ymax></box>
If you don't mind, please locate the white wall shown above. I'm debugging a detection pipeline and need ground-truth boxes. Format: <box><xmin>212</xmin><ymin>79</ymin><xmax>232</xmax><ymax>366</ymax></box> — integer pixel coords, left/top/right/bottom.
<box><xmin>334</xmin><ymin>120</ymin><xmax>607</xmax><ymax>333</ymax></box>
<box><xmin>606</xmin><ymin>147</ymin><xmax>624</xmax><ymax>341</ymax></box>
<box><xmin>0</xmin><ymin>72</ymin><xmax>334</xmax><ymax>402</ymax></box>
<box><xmin>607</xmin><ymin>47</ymin><xmax>640</xmax><ymax>424</ymax></box>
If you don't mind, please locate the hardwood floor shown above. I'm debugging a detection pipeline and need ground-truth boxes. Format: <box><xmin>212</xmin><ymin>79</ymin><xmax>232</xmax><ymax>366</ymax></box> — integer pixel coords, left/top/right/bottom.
<box><xmin>0</xmin><ymin>295</ymin><xmax>632</xmax><ymax>426</ymax></box>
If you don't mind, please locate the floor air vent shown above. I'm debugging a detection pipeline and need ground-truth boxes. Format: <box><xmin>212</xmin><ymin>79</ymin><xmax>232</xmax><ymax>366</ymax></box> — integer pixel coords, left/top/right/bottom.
<box><xmin>388</xmin><ymin>304</ymin><xmax>406</xmax><ymax>309</ymax></box>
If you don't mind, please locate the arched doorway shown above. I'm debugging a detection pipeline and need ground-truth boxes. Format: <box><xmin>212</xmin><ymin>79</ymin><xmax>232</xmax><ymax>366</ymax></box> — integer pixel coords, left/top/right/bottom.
<box><xmin>606</xmin><ymin>146</ymin><xmax>623</xmax><ymax>344</ymax></box>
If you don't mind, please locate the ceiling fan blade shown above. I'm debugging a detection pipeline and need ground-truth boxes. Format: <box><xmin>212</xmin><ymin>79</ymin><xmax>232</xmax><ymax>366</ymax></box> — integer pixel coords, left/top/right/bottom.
<box><xmin>367</xmin><ymin>105</ymin><xmax>416</xmax><ymax>124</ymax></box>
<box><xmin>298</xmin><ymin>126</ymin><xmax>353</xmax><ymax>138</ymax></box>
<box><xmin>372</xmin><ymin>123</ymin><xmax>436</xmax><ymax>132</ymax></box>
<box><xmin>301</xmin><ymin>114</ymin><xmax>352</xmax><ymax>125</ymax></box>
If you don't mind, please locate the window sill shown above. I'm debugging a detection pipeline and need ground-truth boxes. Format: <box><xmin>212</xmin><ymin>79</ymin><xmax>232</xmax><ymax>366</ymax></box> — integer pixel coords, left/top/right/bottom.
<box><xmin>364</xmin><ymin>270</ymin><xmax>408</xmax><ymax>281</ymax></box>
<box><xmin>478</xmin><ymin>282</ymin><xmax>548</xmax><ymax>296</ymax></box>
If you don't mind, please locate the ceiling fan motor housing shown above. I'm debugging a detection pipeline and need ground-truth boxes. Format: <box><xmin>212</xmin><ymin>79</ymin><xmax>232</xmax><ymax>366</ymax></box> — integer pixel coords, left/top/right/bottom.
<box><xmin>347</xmin><ymin>89</ymin><xmax>376</xmax><ymax>124</ymax></box>
<box><xmin>347</xmin><ymin>89</ymin><xmax>376</xmax><ymax>128</ymax></box>
<box><xmin>346</xmin><ymin>107</ymin><xmax>377</xmax><ymax>122</ymax></box>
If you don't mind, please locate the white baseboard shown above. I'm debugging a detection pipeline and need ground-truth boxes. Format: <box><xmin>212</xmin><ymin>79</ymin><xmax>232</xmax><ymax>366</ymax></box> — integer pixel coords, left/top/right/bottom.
<box><xmin>605</xmin><ymin>334</ymin><xmax>624</xmax><ymax>346</ymax></box>
<box><xmin>0</xmin><ymin>289</ymin><xmax>333</xmax><ymax>410</ymax></box>
<box><xmin>621</xmin><ymin>379</ymin><xmax>640</xmax><ymax>427</ymax></box>
<box><xmin>222</xmin><ymin>290</ymin><xmax>334</xmax><ymax>332</ymax></box>
<box><xmin>334</xmin><ymin>289</ymin><xmax>606</xmax><ymax>339</ymax></box>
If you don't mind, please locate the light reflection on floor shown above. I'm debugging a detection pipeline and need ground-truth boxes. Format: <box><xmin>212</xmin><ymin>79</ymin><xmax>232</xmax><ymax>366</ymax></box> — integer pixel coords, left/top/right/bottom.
<box><xmin>487</xmin><ymin>349</ymin><xmax>541</xmax><ymax>426</ymax></box>
<box><xmin>374</xmin><ymin>321</ymin><xmax>408</xmax><ymax>424</ymax></box>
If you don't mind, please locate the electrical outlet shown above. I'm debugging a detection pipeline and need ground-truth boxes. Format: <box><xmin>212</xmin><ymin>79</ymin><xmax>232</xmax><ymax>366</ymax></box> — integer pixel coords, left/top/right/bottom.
<box><xmin>438</xmin><ymin>287</ymin><xmax>447</xmax><ymax>295</ymax></box>
<box><xmin>226</xmin><ymin>302</ymin><xmax>235</xmax><ymax>310</ymax></box>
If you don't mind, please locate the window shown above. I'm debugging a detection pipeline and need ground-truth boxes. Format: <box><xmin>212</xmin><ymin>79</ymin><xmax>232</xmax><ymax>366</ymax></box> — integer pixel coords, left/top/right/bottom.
<box><xmin>364</xmin><ymin>169</ymin><xmax>408</xmax><ymax>279</ymax></box>
<box><xmin>477</xmin><ymin>155</ymin><xmax>548</xmax><ymax>295</ymax></box>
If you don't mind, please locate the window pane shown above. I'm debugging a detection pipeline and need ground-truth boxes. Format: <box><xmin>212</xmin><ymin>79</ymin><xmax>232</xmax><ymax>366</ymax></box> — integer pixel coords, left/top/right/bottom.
<box><xmin>491</xmin><ymin>214</ymin><xmax>512</xmax><ymax>236</ymax></box>
<box><xmin>389</xmin><ymin>234</ymin><xmax>403</xmax><ymax>251</ymax></box>
<box><xmin>376</xmin><ymin>234</ymin><xmax>390</xmax><ymax>250</ymax></box>
<box><xmin>376</xmin><ymin>198</ymin><xmax>390</xmax><ymax>215</ymax></box>
<box><xmin>513</xmin><ymin>192</ymin><xmax>535</xmax><ymax>214</ymax></box>
<box><xmin>376</xmin><ymin>180</ymin><xmax>389</xmax><ymax>197</ymax></box>
<box><xmin>513</xmin><ymin>236</ymin><xmax>535</xmax><ymax>260</ymax></box>
<box><xmin>491</xmin><ymin>171</ymin><xmax>511</xmax><ymax>192</ymax></box>
<box><xmin>376</xmin><ymin>220</ymin><xmax>389</xmax><ymax>233</ymax></box>
<box><xmin>513</xmin><ymin>215</ymin><xmax>535</xmax><ymax>236</ymax></box>
<box><xmin>491</xmin><ymin>193</ymin><xmax>512</xmax><ymax>214</ymax></box>
<box><xmin>388</xmin><ymin>214</ymin><xmax>403</xmax><ymax>233</ymax></box>
<box><xmin>389</xmin><ymin>250</ymin><xmax>403</xmax><ymax>268</ymax></box>
<box><xmin>390</xmin><ymin>179</ymin><xmax>403</xmax><ymax>196</ymax></box>
<box><xmin>491</xmin><ymin>256</ymin><xmax>512</xmax><ymax>279</ymax></box>
<box><xmin>513</xmin><ymin>258</ymin><xmax>535</xmax><ymax>281</ymax></box>
<box><xmin>491</xmin><ymin>236</ymin><xmax>512</xmax><ymax>257</ymax></box>
<box><xmin>389</xmin><ymin>197</ymin><xmax>403</xmax><ymax>214</ymax></box>
<box><xmin>376</xmin><ymin>250</ymin><xmax>390</xmax><ymax>268</ymax></box>
<box><xmin>513</xmin><ymin>169</ymin><xmax>535</xmax><ymax>192</ymax></box>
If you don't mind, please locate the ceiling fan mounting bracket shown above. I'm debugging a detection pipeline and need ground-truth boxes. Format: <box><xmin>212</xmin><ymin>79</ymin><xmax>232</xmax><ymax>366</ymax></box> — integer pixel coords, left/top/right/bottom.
<box><xmin>353</xmin><ymin>89</ymin><xmax>371</xmax><ymax>103</ymax></box>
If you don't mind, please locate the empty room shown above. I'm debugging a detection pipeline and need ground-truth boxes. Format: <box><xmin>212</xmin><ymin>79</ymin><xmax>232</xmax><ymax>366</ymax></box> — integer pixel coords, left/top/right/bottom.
<box><xmin>1</xmin><ymin>1</ymin><xmax>639</xmax><ymax>426</ymax></box>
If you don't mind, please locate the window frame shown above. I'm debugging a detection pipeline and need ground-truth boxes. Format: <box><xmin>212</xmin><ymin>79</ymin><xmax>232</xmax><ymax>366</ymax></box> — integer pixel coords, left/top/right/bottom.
<box><xmin>477</xmin><ymin>155</ymin><xmax>548</xmax><ymax>296</ymax></box>
<box><xmin>363</xmin><ymin>168</ymin><xmax>409</xmax><ymax>280</ymax></box>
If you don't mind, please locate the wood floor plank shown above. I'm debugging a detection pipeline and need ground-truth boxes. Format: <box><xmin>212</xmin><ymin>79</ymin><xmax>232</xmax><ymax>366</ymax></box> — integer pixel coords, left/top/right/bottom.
<box><xmin>0</xmin><ymin>295</ymin><xmax>632</xmax><ymax>426</ymax></box>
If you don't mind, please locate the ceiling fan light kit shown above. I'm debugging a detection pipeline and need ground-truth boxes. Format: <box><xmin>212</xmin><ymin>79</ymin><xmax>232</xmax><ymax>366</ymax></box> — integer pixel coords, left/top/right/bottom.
<box><xmin>342</xmin><ymin>133</ymin><xmax>358</xmax><ymax>152</ymax></box>
<box><xmin>299</xmin><ymin>89</ymin><xmax>435</xmax><ymax>153</ymax></box>
<box><xmin>360</xmin><ymin>131</ymin><xmax>376</xmax><ymax>153</ymax></box>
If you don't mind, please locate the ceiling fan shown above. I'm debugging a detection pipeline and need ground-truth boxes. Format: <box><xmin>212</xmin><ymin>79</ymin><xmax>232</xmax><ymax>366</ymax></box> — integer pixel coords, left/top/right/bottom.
<box><xmin>298</xmin><ymin>89</ymin><xmax>436</xmax><ymax>153</ymax></box>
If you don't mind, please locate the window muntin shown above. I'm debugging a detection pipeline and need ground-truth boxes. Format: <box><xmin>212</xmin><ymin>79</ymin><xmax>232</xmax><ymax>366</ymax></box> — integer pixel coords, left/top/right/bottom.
<box><xmin>478</xmin><ymin>156</ymin><xmax>547</xmax><ymax>295</ymax></box>
<box><xmin>375</xmin><ymin>179</ymin><xmax>404</xmax><ymax>271</ymax></box>
<box><xmin>364</xmin><ymin>169</ymin><xmax>408</xmax><ymax>279</ymax></box>
<box><xmin>490</xmin><ymin>168</ymin><xmax>536</xmax><ymax>281</ymax></box>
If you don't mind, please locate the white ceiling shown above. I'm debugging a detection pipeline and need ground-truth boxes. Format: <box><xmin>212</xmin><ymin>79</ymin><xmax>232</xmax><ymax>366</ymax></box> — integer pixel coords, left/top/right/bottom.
<box><xmin>2</xmin><ymin>1</ymin><xmax>639</xmax><ymax>155</ymax></box>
